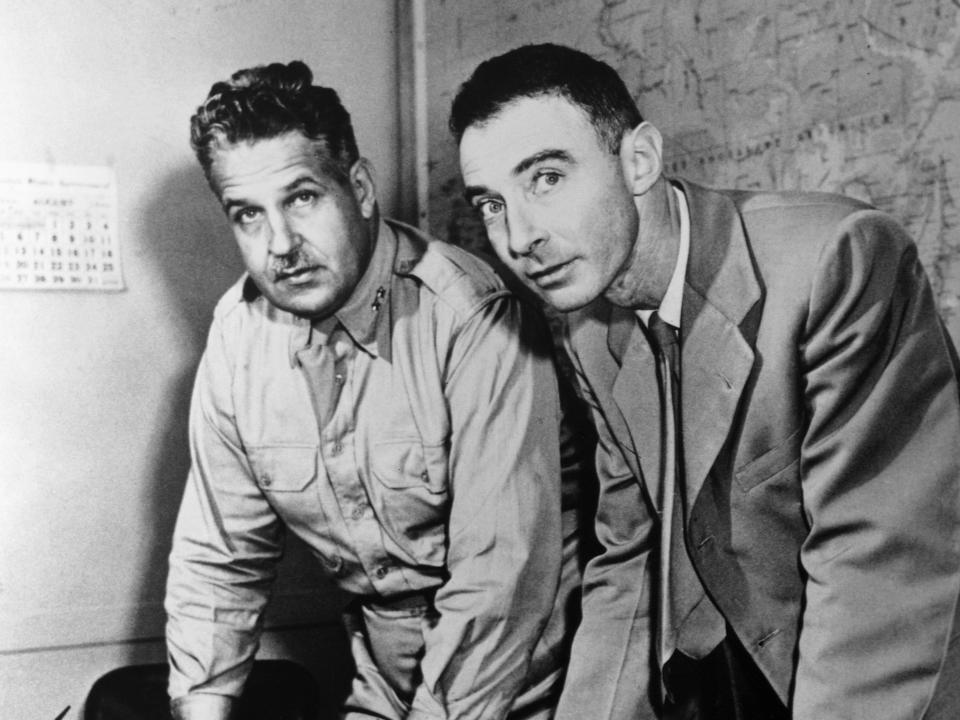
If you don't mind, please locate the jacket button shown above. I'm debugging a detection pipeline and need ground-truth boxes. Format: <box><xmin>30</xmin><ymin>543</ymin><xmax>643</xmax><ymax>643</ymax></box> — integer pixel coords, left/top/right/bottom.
<box><xmin>374</xmin><ymin>565</ymin><xmax>389</xmax><ymax>579</ymax></box>
<box><xmin>260</xmin><ymin>474</ymin><xmax>272</xmax><ymax>487</ymax></box>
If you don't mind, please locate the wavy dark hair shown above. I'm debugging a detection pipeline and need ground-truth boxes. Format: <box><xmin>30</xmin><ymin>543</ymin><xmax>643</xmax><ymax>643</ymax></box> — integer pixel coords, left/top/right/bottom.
<box><xmin>190</xmin><ymin>60</ymin><xmax>358</xmax><ymax>183</ymax></box>
<box><xmin>449</xmin><ymin>43</ymin><xmax>642</xmax><ymax>154</ymax></box>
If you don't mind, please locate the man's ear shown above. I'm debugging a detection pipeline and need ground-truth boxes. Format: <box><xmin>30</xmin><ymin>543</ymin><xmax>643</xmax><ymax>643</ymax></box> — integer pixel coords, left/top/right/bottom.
<box><xmin>350</xmin><ymin>158</ymin><xmax>377</xmax><ymax>219</ymax></box>
<box><xmin>619</xmin><ymin>121</ymin><xmax>663</xmax><ymax>196</ymax></box>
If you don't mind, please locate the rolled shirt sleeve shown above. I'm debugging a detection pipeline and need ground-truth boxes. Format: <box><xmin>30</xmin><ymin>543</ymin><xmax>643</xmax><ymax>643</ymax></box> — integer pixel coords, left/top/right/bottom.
<box><xmin>408</xmin><ymin>295</ymin><xmax>564</xmax><ymax>720</ymax></box>
<box><xmin>165</xmin><ymin>317</ymin><xmax>285</xmax><ymax>705</ymax></box>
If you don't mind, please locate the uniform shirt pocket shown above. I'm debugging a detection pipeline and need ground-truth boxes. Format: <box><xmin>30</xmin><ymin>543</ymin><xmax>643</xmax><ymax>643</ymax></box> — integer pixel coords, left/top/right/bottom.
<box><xmin>369</xmin><ymin>439</ymin><xmax>449</xmax><ymax>566</ymax></box>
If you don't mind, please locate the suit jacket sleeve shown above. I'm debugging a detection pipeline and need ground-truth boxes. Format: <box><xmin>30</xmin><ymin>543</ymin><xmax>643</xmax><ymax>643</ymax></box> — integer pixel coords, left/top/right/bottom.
<box><xmin>793</xmin><ymin>210</ymin><xmax>960</xmax><ymax>719</ymax></box>
<box><xmin>554</xmin><ymin>336</ymin><xmax>658</xmax><ymax>720</ymax></box>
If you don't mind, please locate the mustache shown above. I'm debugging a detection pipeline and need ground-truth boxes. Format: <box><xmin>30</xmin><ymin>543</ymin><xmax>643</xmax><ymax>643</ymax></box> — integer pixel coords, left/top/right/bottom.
<box><xmin>270</xmin><ymin>248</ymin><xmax>314</xmax><ymax>276</ymax></box>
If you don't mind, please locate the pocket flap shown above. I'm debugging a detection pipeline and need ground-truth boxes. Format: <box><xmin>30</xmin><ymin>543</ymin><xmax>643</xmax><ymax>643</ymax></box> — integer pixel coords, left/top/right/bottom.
<box><xmin>734</xmin><ymin>429</ymin><xmax>801</xmax><ymax>492</ymax></box>
<box><xmin>247</xmin><ymin>445</ymin><xmax>318</xmax><ymax>492</ymax></box>
<box><xmin>371</xmin><ymin>440</ymin><xmax>446</xmax><ymax>493</ymax></box>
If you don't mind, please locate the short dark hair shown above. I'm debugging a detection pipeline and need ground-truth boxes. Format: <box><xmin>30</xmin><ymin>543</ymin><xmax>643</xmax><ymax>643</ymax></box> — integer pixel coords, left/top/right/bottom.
<box><xmin>190</xmin><ymin>60</ymin><xmax>359</xmax><ymax>182</ymax></box>
<box><xmin>449</xmin><ymin>43</ymin><xmax>642</xmax><ymax>154</ymax></box>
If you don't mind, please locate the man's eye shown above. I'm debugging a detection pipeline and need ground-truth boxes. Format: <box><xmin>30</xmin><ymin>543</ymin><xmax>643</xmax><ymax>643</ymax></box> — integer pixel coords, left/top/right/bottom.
<box><xmin>290</xmin><ymin>191</ymin><xmax>317</xmax><ymax>206</ymax></box>
<box><xmin>532</xmin><ymin>171</ymin><xmax>562</xmax><ymax>193</ymax></box>
<box><xmin>234</xmin><ymin>208</ymin><xmax>261</xmax><ymax>225</ymax></box>
<box><xmin>476</xmin><ymin>198</ymin><xmax>504</xmax><ymax>221</ymax></box>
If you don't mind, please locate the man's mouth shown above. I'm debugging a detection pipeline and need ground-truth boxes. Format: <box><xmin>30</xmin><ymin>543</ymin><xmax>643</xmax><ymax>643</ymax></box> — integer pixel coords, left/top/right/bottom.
<box><xmin>274</xmin><ymin>265</ymin><xmax>318</xmax><ymax>283</ymax></box>
<box><xmin>527</xmin><ymin>259</ymin><xmax>574</xmax><ymax>288</ymax></box>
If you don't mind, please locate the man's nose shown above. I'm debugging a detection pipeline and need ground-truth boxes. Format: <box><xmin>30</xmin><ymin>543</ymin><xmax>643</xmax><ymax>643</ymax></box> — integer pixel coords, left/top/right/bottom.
<box><xmin>267</xmin><ymin>214</ymin><xmax>301</xmax><ymax>257</ymax></box>
<box><xmin>506</xmin><ymin>204</ymin><xmax>548</xmax><ymax>258</ymax></box>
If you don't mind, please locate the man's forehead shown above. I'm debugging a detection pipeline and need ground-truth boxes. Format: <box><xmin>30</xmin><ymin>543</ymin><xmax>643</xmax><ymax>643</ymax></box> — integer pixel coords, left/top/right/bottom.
<box><xmin>459</xmin><ymin>95</ymin><xmax>595</xmax><ymax>176</ymax></box>
<box><xmin>472</xmin><ymin>95</ymin><xmax>592</xmax><ymax>139</ymax></box>
<box><xmin>210</xmin><ymin>132</ymin><xmax>324</xmax><ymax>194</ymax></box>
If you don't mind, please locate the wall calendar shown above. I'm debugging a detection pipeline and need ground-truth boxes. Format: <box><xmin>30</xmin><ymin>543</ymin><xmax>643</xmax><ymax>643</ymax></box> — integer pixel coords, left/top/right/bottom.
<box><xmin>0</xmin><ymin>162</ymin><xmax>124</xmax><ymax>291</ymax></box>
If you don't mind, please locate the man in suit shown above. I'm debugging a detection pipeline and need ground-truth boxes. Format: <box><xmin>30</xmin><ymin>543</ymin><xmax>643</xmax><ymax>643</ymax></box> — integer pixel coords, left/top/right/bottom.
<box><xmin>450</xmin><ymin>43</ymin><xmax>960</xmax><ymax>719</ymax></box>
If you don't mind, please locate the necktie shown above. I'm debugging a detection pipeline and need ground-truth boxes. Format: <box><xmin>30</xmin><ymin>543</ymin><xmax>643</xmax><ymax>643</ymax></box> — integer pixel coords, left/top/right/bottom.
<box><xmin>300</xmin><ymin>320</ymin><xmax>349</xmax><ymax>431</ymax></box>
<box><xmin>647</xmin><ymin>312</ymin><xmax>683</xmax><ymax>670</ymax></box>
<box><xmin>646</xmin><ymin>312</ymin><xmax>725</xmax><ymax>669</ymax></box>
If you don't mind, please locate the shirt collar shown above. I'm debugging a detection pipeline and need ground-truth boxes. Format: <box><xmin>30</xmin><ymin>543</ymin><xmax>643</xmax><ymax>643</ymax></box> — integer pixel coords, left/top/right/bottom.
<box><xmin>288</xmin><ymin>219</ymin><xmax>396</xmax><ymax>365</ymax></box>
<box><xmin>637</xmin><ymin>183</ymin><xmax>690</xmax><ymax>331</ymax></box>
<box><xmin>331</xmin><ymin>218</ymin><xmax>395</xmax><ymax>354</ymax></box>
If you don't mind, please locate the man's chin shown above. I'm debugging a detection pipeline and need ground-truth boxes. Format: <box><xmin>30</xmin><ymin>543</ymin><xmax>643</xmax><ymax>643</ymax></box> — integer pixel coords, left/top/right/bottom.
<box><xmin>525</xmin><ymin>273</ymin><xmax>603</xmax><ymax>312</ymax></box>
<box><xmin>535</xmin><ymin>287</ymin><xmax>594</xmax><ymax>313</ymax></box>
<box><xmin>263</xmin><ymin>286</ymin><xmax>339</xmax><ymax>319</ymax></box>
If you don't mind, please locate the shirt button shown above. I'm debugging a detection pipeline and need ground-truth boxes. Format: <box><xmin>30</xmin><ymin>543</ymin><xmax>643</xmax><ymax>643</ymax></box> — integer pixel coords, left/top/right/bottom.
<box><xmin>420</xmin><ymin>471</ymin><xmax>429</xmax><ymax>482</ymax></box>
<box><xmin>260</xmin><ymin>474</ymin><xmax>272</xmax><ymax>487</ymax></box>
<box><xmin>334</xmin><ymin>373</ymin><xmax>345</xmax><ymax>384</ymax></box>
<box><xmin>351</xmin><ymin>505</ymin><xmax>366</xmax><ymax>520</ymax></box>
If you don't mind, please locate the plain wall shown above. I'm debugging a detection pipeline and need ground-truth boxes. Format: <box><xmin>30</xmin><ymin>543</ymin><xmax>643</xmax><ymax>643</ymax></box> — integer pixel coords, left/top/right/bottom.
<box><xmin>0</xmin><ymin>1</ymin><xmax>401</xmax><ymax>717</ymax></box>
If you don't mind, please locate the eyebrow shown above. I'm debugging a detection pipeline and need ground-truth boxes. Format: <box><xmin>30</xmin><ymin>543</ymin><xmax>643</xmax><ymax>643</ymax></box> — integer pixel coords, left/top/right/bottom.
<box><xmin>462</xmin><ymin>149</ymin><xmax>574</xmax><ymax>204</ymax></box>
<box><xmin>221</xmin><ymin>175</ymin><xmax>319</xmax><ymax>213</ymax></box>
<box><xmin>512</xmin><ymin>148</ymin><xmax>574</xmax><ymax>176</ymax></box>
<box><xmin>463</xmin><ymin>184</ymin><xmax>492</xmax><ymax>205</ymax></box>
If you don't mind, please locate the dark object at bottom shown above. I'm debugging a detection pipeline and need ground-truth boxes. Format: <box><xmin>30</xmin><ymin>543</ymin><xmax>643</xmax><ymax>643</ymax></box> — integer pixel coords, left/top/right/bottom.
<box><xmin>84</xmin><ymin>659</ymin><xmax>321</xmax><ymax>720</ymax></box>
<box><xmin>662</xmin><ymin>631</ymin><xmax>789</xmax><ymax>720</ymax></box>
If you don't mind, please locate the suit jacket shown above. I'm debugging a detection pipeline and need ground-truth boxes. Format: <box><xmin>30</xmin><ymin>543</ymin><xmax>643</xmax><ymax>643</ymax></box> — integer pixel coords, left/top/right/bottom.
<box><xmin>555</xmin><ymin>180</ymin><xmax>960</xmax><ymax>720</ymax></box>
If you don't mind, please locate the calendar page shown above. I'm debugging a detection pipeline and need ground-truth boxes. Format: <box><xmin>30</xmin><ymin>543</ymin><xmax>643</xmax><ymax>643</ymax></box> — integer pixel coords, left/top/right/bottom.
<box><xmin>0</xmin><ymin>162</ymin><xmax>124</xmax><ymax>291</ymax></box>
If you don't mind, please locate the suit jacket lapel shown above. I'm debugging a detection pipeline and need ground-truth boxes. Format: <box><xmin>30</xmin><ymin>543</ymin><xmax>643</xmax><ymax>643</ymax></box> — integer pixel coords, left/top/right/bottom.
<box><xmin>608</xmin><ymin>305</ymin><xmax>664</xmax><ymax>504</ymax></box>
<box><xmin>676</xmin><ymin>181</ymin><xmax>762</xmax><ymax>510</ymax></box>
